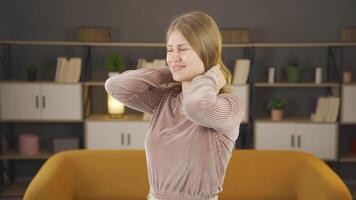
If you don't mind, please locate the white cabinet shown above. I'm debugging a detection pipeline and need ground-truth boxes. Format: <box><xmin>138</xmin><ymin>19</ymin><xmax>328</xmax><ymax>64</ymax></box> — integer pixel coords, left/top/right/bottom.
<box><xmin>232</xmin><ymin>85</ymin><xmax>249</xmax><ymax>123</ymax></box>
<box><xmin>341</xmin><ymin>85</ymin><xmax>356</xmax><ymax>123</ymax></box>
<box><xmin>0</xmin><ymin>83</ymin><xmax>83</xmax><ymax>121</ymax></box>
<box><xmin>0</xmin><ymin>83</ymin><xmax>41</xmax><ymax>120</ymax></box>
<box><xmin>85</xmin><ymin>121</ymin><xmax>149</xmax><ymax>150</ymax></box>
<box><xmin>255</xmin><ymin>122</ymin><xmax>296</xmax><ymax>150</ymax></box>
<box><xmin>296</xmin><ymin>124</ymin><xmax>337</xmax><ymax>160</ymax></box>
<box><xmin>255</xmin><ymin>122</ymin><xmax>337</xmax><ymax>161</ymax></box>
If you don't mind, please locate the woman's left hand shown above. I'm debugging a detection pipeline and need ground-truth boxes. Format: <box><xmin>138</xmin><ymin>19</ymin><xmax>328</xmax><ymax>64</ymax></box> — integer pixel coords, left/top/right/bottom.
<box><xmin>207</xmin><ymin>64</ymin><xmax>226</xmax><ymax>90</ymax></box>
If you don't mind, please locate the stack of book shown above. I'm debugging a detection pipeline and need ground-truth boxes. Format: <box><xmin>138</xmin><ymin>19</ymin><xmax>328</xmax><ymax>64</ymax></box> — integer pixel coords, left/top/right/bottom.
<box><xmin>55</xmin><ymin>57</ymin><xmax>82</xmax><ymax>83</ymax></box>
<box><xmin>137</xmin><ymin>58</ymin><xmax>166</xmax><ymax>69</ymax></box>
<box><xmin>310</xmin><ymin>96</ymin><xmax>340</xmax><ymax>122</ymax></box>
<box><xmin>232</xmin><ymin>59</ymin><xmax>250</xmax><ymax>84</ymax></box>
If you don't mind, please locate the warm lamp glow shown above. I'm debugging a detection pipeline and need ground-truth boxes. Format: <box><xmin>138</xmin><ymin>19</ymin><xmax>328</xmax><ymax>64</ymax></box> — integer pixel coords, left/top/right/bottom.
<box><xmin>107</xmin><ymin>94</ymin><xmax>125</xmax><ymax>117</ymax></box>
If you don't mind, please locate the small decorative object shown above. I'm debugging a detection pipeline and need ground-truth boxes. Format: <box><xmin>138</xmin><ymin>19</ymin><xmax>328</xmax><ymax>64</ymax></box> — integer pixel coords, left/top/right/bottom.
<box><xmin>137</xmin><ymin>58</ymin><xmax>167</xmax><ymax>69</ymax></box>
<box><xmin>106</xmin><ymin>56</ymin><xmax>125</xmax><ymax>118</ymax></box>
<box><xmin>351</xmin><ymin>139</ymin><xmax>356</xmax><ymax>155</ymax></box>
<box><xmin>341</xmin><ymin>27</ymin><xmax>356</xmax><ymax>42</ymax></box>
<box><xmin>105</xmin><ymin>53</ymin><xmax>124</xmax><ymax>77</ymax></box>
<box><xmin>78</xmin><ymin>27</ymin><xmax>111</xmax><ymax>42</ymax></box>
<box><xmin>343</xmin><ymin>70</ymin><xmax>352</xmax><ymax>83</ymax></box>
<box><xmin>267</xmin><ymin>97</ymin><xmax>287</xmax><ymax>121</ymax></box>
<box><xmin>220</xmin><ymin>28</ymin><xmax>250</xmax><ymax>43</ymax></box>
<box><xmin>315</xmin><ymin>67</ymin><xmax>322</xmax><ymax>84</ymax></box>
<box><xmin>53</xmin><ymin>137</ymin><xmax>79</xmax><ymax>153</ymax></box>
<box><xmin>268</xmin><ymin>67</ymin><xmax>275</xmax><ymax>84</ymax></box>
<box><xmin>26</xmin><ymin>64</ymin><xmax>38</xmax><ymax>81</ymax></box>
<box><xmin>143</xmin><ymin>113</ymin><xmax>152</xmax><ymax>121</ymax></box>
<box><xmin>18</xmin><ymin>133</ymin><xmax>39</xmax><ymax>156</ymax></box>
<box><xmin>285</xmin><ymin>59</ymin><xmax>303</xmax><ymax>83</ymax></box>
<box><xmin>107</xmin><ymin>94</ymin><xmax>125</xmax><ymax>118</ymax></box>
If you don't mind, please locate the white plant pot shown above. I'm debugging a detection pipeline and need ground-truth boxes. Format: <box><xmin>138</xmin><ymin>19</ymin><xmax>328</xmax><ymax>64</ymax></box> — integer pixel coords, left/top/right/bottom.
<box><xmin>108</xmin><ymin>71</ymin><xmax>120</xmax><ymax>78</ymax></box>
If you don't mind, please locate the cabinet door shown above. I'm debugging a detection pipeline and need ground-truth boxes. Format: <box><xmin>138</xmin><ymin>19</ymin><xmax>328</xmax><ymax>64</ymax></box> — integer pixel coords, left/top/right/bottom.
<box><xmin>40</xmin><ymin>84</ymin><xmax>82</xmax><ymax>121</ymax></box>
<box><xmin>0</xmin><ymin>83</ymin><xmax>41</xmax><ymax>120</ymax></box>
<box><xmin>86</xmin><ymin>121</ymin><xmax>127</xmax><ymax>149</ymax></box>
<box><xmin>231</xmin><ymin>85</ymin><xmax>249</xmax><ymax>122</ymax></box>
<box><xmin>296</xmin><ymin>123</ymin><xmax>337</xmax><ymax>161</ymax></box>
<box><xmin>341</xmin><ymin>85</ymin><xmax>356</xmax><ymax>123</ymax></box>
<box><xmin>125</xmin><ymin>122</ymin><xmax>149</xmax><ymax>149</ymax></box>
<box><xmin>255</xmin><ymin>122</ymin><xmax>296</xmax><ymax>150</ymax></box>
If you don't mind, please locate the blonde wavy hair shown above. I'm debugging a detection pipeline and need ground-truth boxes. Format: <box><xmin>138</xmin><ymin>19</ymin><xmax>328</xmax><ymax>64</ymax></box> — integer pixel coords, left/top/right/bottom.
<box><xmin>166</xmin><ymin>11</ymin><xmax>232</xmax><ymax>93</ymax></box>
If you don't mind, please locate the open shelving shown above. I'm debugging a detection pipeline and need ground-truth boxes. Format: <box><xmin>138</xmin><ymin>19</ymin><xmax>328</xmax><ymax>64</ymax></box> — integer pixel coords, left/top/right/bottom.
<box><xmin>1</xmin><ymin>39</ymin><xmax>356</xmax><ymax>197</ymax></box>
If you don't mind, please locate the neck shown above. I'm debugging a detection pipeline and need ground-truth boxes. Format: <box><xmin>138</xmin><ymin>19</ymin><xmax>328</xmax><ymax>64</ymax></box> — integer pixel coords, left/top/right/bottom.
<box><xmin>182</xmin><ymin>81</ymin><xmax>191</xmax><ymax>96</ymax></box>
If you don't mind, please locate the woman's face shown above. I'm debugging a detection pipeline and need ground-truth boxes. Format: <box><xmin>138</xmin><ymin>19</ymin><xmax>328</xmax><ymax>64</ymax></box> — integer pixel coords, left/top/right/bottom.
<box><xmin>166</xmin><ymin>30</ymin><xmax>205</xmax><ymax>82</ymax></box>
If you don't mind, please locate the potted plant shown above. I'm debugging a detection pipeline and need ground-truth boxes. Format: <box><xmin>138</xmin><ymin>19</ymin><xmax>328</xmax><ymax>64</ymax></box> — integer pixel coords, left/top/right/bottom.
<box><xmin>267</xmin><ymin>97</ymin><xmax>287</xmax><ymax>121</ymax></box>
<box><xmin>26</xmin><ymin>64</ymin><xmax>38</xmax><ymax>81</ymax></box>
<box><xmin>105</xmin><ymin>53</ymin><xmax>124</xmax><ymax>77</ymax></box>
<box><xmin>285</xmin><ymin>58</ymin><xmax>303</xmax><ymax>82</ymax></box>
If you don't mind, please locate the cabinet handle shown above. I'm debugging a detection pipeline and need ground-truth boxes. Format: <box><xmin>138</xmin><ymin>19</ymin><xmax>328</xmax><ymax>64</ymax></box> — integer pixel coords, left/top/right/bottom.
<box><xmin>291</xmin><ymin>135</ymin><xmax>295</xmax><ymax>147</ymax></box>
<box><xmin>297</xmin><ymin>135</ymin><xmax>301</xmax><ymax>148</ymax></box>
<box><xmin>121</xmin><ymin>133</ymin><xmax>124</xmax><ymax>145</ymax></box>
<box><xmin>128</xmin><ymin>133</ymin><xmax>130</xmax><ymax>145</ymax></box>
<box><xmin>35</xmin><ymin>96</ymin><xmax>39</xmax><ymax>108</ymax></box>
<box><xmin>42</xmin><ymin>96</ymin><xmax>46</xmax><ymax>108</ymax></box>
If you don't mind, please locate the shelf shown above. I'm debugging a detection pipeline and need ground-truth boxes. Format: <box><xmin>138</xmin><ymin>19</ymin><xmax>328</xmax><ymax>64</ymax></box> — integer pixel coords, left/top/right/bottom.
<box><xmin>0</xmin><ymin>149</ymin><xmax>54</xmax><ymax>160</ymax></box>
<box><xmin>0</xmin><ymin>182</ymin><xmax>30</xmax><ymax>197</ymax></box>
<box><xmin>0</xmin><ymin>80</ymin><xmax>82</xmax><ymax>85</ymax></box>
<box><xmin>255</xmin><ymin>82</ymin><xmax>340</xmax><ymax>88</ymax></box>
<box><xmin>340</xmin><ymin>121</ymin><xmax>356</xmax><ymax>125</ymax></box>
<box><xmin>0</xmin><ymin>119</ymin><xmax>83</xmax><ymax>123</ymax></box>
<box><xmin>340</xmin><ymin>153</ymin><xmax>356</xmax><ymax>162</ymax></box>
<box><xmin>84</xmin><ymin>81</ymin><xmax>105</xmax><ymax>86</ymax></box>
<box><xmin>0</xmin><ymin>40</ymin><xmax>167</xmax><ymax>47</ymax></box>
<box><xmin>85</xmin><ymin>113</ymin><xmax>148</xmax><ymax>122</ymax></box>
<box><xmin>253</xmin><ymin>42</ymin><xmax>356</xmax><ymax>47</ymax></box>
<box><xmin>255</xmin><ymin>116</ymin><xmax>338</xmax><ymax>124</ymax></box>
<box><xmin>1</xmin><ymin>40</ymin><xmax>356</xmax><ymax>48</ymax></box>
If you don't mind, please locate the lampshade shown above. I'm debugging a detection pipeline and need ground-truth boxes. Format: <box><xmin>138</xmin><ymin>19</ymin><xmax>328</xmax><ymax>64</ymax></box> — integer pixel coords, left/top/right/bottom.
<box><xmin>107</xmin><ymin>94</ymin><xmax>125</xmax><ymax>117</ymax></box>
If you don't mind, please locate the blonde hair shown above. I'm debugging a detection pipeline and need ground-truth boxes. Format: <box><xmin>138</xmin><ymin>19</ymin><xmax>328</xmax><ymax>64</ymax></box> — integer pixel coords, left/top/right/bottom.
<box><xmin>166</xmin><ymin>11</ymin><xmax>232</xmax><ymax>93</ymax></box>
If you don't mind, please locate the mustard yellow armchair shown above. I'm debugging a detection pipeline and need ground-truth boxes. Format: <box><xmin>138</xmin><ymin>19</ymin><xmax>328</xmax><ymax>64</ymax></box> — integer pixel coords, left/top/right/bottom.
<box><xmin>24</xmin><ymin>150</ymin><xmax>352</xmax><ymax>200</ymax></box>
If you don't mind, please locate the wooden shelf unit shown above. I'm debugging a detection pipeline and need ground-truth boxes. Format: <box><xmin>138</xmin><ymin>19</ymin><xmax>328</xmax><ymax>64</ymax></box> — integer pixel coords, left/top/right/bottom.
<box><xmin>340</xmin><ymin>153</ymin><xmax>356</xmax><ymax>162</ymax></box>
<box><xmin>0</xmin><ymin>149</ymin><xmax>54</xmax><ymax>160</ymax></box>
<box><xmin>1</xmin><ymin>39</ymin><xmax>356</xmax><ymax>197</ymax></box>
<box><xmin>254</xmin><ymin>116</ymin><xmax>339</xmax><ymax>124</ymax></box>
<box><xmin>255</xmin><ymin>82</ymin><xmax>340</xmax><ymax>88</ymax></box>
<box><xmin>1</xmin><ymin>40</ymin><xmax>356</xmax><ymax>48</ymax></box>
<box><xmin>0</xmin><ymin>182</ymin><xmax>30</xmax><ymax>197</ymax></box>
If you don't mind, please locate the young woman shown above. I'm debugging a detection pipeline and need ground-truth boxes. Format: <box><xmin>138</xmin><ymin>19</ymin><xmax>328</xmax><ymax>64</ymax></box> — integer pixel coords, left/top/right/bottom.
<box><xmin>105</xmin><ymin>11</ymin><xmax>246</xmax><ymax>200</ymax></box>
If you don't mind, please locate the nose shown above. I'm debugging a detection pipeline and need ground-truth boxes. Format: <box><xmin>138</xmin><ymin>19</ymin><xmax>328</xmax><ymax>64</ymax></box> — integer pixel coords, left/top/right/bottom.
<box><xmin>168</xmin><ymin>50</ymin><xmax>181</xmax><ymax>63</ymax></box>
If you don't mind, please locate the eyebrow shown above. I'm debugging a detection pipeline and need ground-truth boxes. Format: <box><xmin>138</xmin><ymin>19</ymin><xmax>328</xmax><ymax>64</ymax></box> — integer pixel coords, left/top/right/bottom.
<box><xmin>166</xmin><ymin>43</ymin><xmax>190</xmax><ymax>48</ymax></box>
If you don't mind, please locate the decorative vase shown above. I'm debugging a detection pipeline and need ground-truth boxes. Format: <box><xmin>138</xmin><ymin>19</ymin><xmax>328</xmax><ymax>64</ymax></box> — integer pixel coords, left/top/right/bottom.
<box><xmin>351</xmin><ymin>139</ymin><xmax>356</xmax><ymax>155</ymax></box>
<box><xmin>268</xmin><ymin>67</ymin><xmax>275</xmax><ymax>84</ymax></box>
<box><xmin>271</xmin><ymin>109</ymin><xmax>283</xmax><ymax>121</ymax></box>
<box><xmin>108</xmin><ymin>71</ymin><xmax>120</xmax><ymax>78</ymax></box>
<box><xmin>286</xmin><ymin>66</ymin><xmax>302</xmax><ymax>82</ymax></box>
<box><xmin>18</xmin><ymin>133</ymin><xmax>39</xmax><ymax>156</ymax></box>
<box><xmin>315</xmin><ymin>67</ymin><xmax>322</xmax><ymax>84</ymax></box>
<box><xmin>343</xmin><ymin>71</ymin><xmax>352</xmax><ymax>83</ymax></box>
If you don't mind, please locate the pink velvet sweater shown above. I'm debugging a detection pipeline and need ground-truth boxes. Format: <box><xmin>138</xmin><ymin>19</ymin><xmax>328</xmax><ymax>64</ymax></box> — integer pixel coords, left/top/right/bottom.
<box><xmin>104</xmin><ymin>67</ymin><xmax>246</xmax><ymax>200</ymax></box>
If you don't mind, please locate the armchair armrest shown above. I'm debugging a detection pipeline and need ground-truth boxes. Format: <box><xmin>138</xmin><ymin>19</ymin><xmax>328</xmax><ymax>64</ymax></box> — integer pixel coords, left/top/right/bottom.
<box><xmin>24</xmin><ymin>152</ymin><xmax>76</xmax><ymax>200</ymax></box>
<box><xmin>294</xmin><ymin>154</ymin><xmax>352</xmax><ymax>200</ymax></box>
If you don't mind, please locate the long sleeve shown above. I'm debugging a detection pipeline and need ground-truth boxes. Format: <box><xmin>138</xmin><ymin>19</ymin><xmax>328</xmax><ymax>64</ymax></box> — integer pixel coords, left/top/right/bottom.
<box><xmin>104</xmin><ymin>67</ymin><xmax>174</xmax><ymax>114</ymax></box>
<box><xmin>182</xmin><ymin>69</ymin><xmax>246</xmax><ymax>139</ymax></box>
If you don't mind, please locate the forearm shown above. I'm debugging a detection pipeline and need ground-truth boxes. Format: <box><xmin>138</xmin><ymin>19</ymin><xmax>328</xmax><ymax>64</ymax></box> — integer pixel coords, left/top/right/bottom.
<box><xmin>104</xmin><ymin>67</ymin><xmax>174</xmax><ymax>114</ymax></box>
